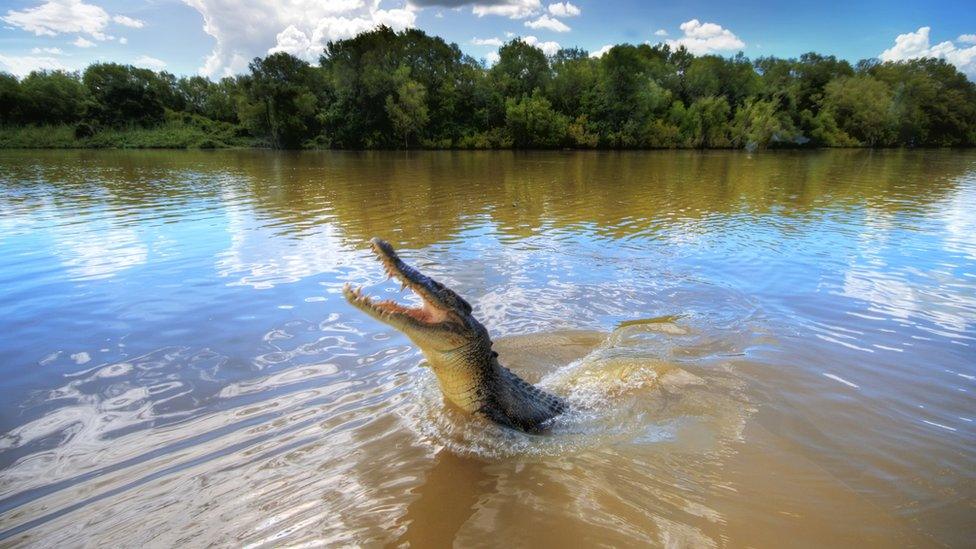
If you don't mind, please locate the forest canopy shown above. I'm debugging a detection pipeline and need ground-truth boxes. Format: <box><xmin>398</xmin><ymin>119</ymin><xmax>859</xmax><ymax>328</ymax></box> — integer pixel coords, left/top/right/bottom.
<box><xmin>1</xmin><ymin>26</ymin><xmax>975</xmax><ymax>149</ymax></box>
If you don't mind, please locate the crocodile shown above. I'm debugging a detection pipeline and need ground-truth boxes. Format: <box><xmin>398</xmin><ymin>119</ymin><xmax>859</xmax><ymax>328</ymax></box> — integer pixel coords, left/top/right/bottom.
<box><xmin>343</xmin><ymin>238</ymin><xmax>567</xmax><ymax>433</ymax></box>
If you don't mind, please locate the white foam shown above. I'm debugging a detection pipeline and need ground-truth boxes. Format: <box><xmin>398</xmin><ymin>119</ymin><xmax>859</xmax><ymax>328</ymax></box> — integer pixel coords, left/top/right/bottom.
<box><xmin>823</xmin><ymin>373</ymin><xmax>859</xmax><ymax>389</ymax></box>
<box><xmin>921</xmin><ymin>419</ymin><xmax>957</xmax><ymax>432</ymax></box>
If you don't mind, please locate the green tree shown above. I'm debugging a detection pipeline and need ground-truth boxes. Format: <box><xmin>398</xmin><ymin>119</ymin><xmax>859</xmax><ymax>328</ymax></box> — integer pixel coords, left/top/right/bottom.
<box><xmin>19</xmin><ymin>70</ymin><xmax>89</xmax><ymax>124</ymax></box>
<box><xmin>505</xmin><ymin>91</ymin><xmax>567</xmax><ymax>148</ymax></box>
<box><xmin>548</xmin><ymin>48</ymin><xmax>597</xmax><ymax>118</ymax></box>
<box><xmin>490</xmin><ymin>39</ymin><xmax>551</xmax><ymax>99</ymax></box>
<box><xmin>686</xmin><ymin>96</ymin><xmax>732</xmax><ymax>148</ymax></box>
<box><xmin>150</xmin><ymin>71</ymin><xmax>184</xmax><ymax>112</ymax></box>
<box><xmin>754</xmin><ymin>56</ymin><xmax>801</xmax><ymax>121</ymax></box>
<box><xmin>3</xmin><ymin>27</ymin><xmax>976</xmax><ymax>150</ymax></box>
<box><xmin>567</xmin><ymin>115</ymin><xmax>598</xmax><ymax>147</ymax></box>
<box><xmin>731</xmin><ymin>98</ymin><xmax>798</xmax><ymax>148</ymax></box>
<box><xmin>239</xmin><ymin>52</ymin><xmax>321</xmax><ymax>148</ymax></box>
<box><xmin>592</xmin><ymin>45</ymin><xmax>649</xmax><ymax>129</ymax></box>
<box><xmin>0</xmin><ymin>72</ymin><xmax>25</xmax><ymax>124</ymax></box>
<box><xmin>83</xmin><ymin>63</ymin><xmax>165</xmax><ymax>126</ymax></box>
<box><xmin>794</xmin><ymin>53</ymin><xmax>854</xmax><ymax>112</ymax></box>
<box><xmin>590</xmin><ymin>45</ymin><xmax>679</xmax><ymax>146</ymax></box>
<box><xmin>385</xmin><ymin>66</ymin><xmax>429</xmax><ymax>148</ymax></box>
<box><xmin>178</xmin><ymin>76</ymin><xmax>241</xmax><ymax>122</ymax></box>
<box><xmin>684</xmin><ymin>57</ymin><xmax>723</xmax><ymax>101</ymax></box>
<box><xmin>808</xmin><ymin>109</ymin><xmax>859</xmax><ymax>147</ymax></box>
<box><xmin>178</xmin><ymin>76</ymin><xmax>215</xmax><ymax>116</ymax></box>
<box><xmin>821</xmin><ymin>75</ymin><xmax>894</xmax><ymax>146</ymax></box>
<box><xmin>869</xmin><ymin>58</ymin><xmax>976</xmax><ymax>145</ymax></box>
<box><xmin>210</xmin><ymin>77</ymin><xmax>244</xmax><ymax>122</ymax></box>
<box><xmin>322</xmin><ymin>26</ymin><xmax>479</xmax><ymax>147</ymax></box>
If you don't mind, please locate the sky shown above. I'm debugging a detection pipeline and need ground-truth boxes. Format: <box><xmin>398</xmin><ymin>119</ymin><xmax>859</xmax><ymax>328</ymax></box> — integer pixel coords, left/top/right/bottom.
<box><xmin>1</xmin><ymin>0</ymin><xmax>974</xmax><ymax>79</ymax></box>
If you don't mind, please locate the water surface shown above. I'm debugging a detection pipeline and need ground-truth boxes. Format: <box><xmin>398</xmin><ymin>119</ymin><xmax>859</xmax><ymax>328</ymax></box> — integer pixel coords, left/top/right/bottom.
<box><xmin>0</xmin><ymin>150</ymin><xmax>974</xmax><ymax>547</ymax></box>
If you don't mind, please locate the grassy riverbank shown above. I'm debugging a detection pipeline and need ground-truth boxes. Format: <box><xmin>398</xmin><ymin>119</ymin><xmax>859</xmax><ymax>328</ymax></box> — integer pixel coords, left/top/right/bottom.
<box><xmin>3</xmin><ymin>127</ymin><xmax>974</xmax><ymax>150</ymax></box>
<box><xmin>0</xmin><ymin>115</ymin><xmax>254</xmax><ymax>149</ymax></box>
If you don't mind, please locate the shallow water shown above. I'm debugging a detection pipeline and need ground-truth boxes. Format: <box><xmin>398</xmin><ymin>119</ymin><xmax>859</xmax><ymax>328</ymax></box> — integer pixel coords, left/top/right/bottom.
<box><xmin>0</xmin><ymin>149</ymin><xmax>973</xmax><ymax>547</ymax></box>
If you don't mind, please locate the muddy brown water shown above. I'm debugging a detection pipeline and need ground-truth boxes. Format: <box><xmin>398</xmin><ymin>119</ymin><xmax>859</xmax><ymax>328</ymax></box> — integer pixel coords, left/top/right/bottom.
<box><xmin>0</xmin><ymin>149</ymin><xmax>973</xmax><ymax>547</ymax></box>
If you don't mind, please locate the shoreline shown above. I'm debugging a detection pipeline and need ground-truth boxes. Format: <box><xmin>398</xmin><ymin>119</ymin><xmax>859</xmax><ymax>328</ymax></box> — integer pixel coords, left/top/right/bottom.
<box><xmin>2</xmin><ymin>124</ymin><xmax>972</xmax><ymax>152</ymax></box>
<box><xmin>2</xmin><ymin>144</ymin><xmax>972</xmax><ymax>151</ymax></box>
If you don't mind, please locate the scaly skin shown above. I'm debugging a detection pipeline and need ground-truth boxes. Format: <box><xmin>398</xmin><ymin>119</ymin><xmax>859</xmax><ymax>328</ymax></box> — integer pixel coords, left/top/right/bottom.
<box><xmin>344</xmin><ymin>238</ymin><xmax>566</xmax><ymax>433</ymax></box>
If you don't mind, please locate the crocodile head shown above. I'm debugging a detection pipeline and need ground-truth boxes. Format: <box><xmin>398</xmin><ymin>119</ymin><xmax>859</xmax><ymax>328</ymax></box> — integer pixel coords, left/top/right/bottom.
<box><xmin>343</xmin><ymin>238</ymin><xmax>490</xmax><ymax>364</ymax></box>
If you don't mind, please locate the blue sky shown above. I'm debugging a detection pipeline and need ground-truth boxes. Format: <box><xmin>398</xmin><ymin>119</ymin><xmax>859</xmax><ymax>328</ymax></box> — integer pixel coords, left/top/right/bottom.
<box><xmin>1</xmin><ymin>0</ymin><xmax>974</xmax><ymax>79</ymax></box>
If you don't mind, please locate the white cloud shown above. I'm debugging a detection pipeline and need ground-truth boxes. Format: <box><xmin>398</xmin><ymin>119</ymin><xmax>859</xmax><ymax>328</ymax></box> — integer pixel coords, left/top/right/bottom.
<box><xmin>525</xmin><ymin>14</ymin><xmax>569</xmax><ymax>33</ymax></box>
<box><xmin>879</xmin><ymin>27</ymin><xmax>976</xmax><ymax>79</ymax></box>
<box><xmin>546</xmin><ymin>2</ymin><xmax>579</xmax><ymax>18</ymax></box>
<box><xmin>958</xmin><ymin>34</ymin><xmax>976</xmax><ymax>44</ymax></box>
<box><xmin>73</xmin><ymin>36</ymin><xmax>95</xmax><ymax>48</ymax></box>
<box><xmin>665</xmin><ymin>19</ymin><xmax>744</xmax><ymax>55</ymax></box>
<box><xmin>0</xmin><ymin>53</ymin><xmax>69</xmax><ymax>76</ymax></box>
<box><xmin>112</xmin><ymin>15</ymin><xmax>145</xmax><ymax>29</ymax></box>
<box><xmin>134</xmin><ymin>54</ymin><xmax>166</xmax><ymax>70</ymax></box>
<box><xmin>879</xmin><ymin>26</ymin><xmax>937</xmax><ymax>60</ymax></box>
<box><xmin>486</xmin><ymin>50</ymin><xmax>500</xmax><ymax>65</ymax></box>
<box><xmin>523</xmin><ymin>35</ymin><xmax>559</xmax><ymax>56</ymax></box>
<box><xmin>267</xmin><ymin>24</ymin><xmax>315</xmax><ymax>58</ymax></box>
<box><xmin>184</xmin><ymin>0</ymin><xmax>419</xmax><ymax>77</ymax></box>
<box><xmin>31</xmin><ymin>46</ymin><xmax>64</xmax><ymax>55</ymax></box>
<box><xmin>472</xmin><ymin>36</ymin><xmax>504</xmax><ymax>47</ymax></box>
<box><xmin>654</xmin><ymin>29</ymin><xmax>668</xmax><ymax>37</ymax></box>
<box><xmin>589</xmin><ymin>44</ymin><xmax>612</xmax><ymax>58</ymax></box>
<box><xmin>473</xmin><ymin>0</ymin><xmax>540</xmax><ymax>19</ymax></box>
<box><xmin>2</xmin><ymin>0</ymin><xmax>110</xmax><ymax>40</ymax></box>
<box><xmin>119</xmin><ymin>36</ymin><xmax>128</xmax><ymax>45</ymax></box>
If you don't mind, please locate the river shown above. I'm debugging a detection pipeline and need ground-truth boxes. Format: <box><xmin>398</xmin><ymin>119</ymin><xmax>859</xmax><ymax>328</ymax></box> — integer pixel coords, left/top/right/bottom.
<box><xmin>0</xmin><ymin>149</ymin><xmax>973</xmax><ymax>547</ymax></box>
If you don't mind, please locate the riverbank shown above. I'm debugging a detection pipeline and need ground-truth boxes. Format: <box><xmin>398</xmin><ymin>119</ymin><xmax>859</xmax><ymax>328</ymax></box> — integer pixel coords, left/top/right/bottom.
<box><xmin>0</xmin><ymin>117</ymin><xmax>254</xmax><ymax>149</ymax></box>
<box><xmin>2</xmin><ymin>128</ymin><xmax>972</xmax><ymax>150</ymax></box>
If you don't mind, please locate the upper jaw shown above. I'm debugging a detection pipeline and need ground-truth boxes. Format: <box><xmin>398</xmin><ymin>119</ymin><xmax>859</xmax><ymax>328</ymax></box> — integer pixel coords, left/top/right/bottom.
<box><xmin>343</xmin><ymin>238</ymin><xmax>460</xmax><ymax>330</ymax></box>
<box><xmin>369</xmin><ymin>238</ymin><xmax>451</xmax><ymax>313</ymax></box>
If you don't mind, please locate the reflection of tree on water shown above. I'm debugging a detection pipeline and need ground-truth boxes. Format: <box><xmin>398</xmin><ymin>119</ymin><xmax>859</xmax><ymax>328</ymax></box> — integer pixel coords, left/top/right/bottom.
<box><xmin>2</xmin><ymin>149</ymin><xmax>969</xmax><ymax>251</ymax></box>
<box><xmin>394</xmin><ymin>449</ymin><xmax>491</xmax><ymax>547</ymax></box>
<box><xmin>236</xmin><ymin>149</ymin><xmax>968</xmax><ymax>245</ymax></box>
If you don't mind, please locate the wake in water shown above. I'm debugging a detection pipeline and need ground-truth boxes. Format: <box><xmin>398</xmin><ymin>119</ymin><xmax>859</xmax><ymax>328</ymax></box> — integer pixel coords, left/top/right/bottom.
<box><xmin>0</xmin><ymin>305</ymin><xmax>761</xmax><ymax>546</ymax></box>
<box><xmin>404</xmin><ymin>317</ymin><xmax>756</xmax><ymax>459</ymax></box>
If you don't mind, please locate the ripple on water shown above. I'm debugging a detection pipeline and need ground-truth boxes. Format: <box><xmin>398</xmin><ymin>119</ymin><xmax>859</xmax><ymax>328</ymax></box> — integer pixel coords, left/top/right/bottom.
<box><xmin>401</xmin><ymin>319</ymin><xmax>756</xmax><ymax>464</ymax></box>
<box><xmin>1</xmin><ymin>150</ymin><xmax>974</xmax><ymax>547</ymax></box>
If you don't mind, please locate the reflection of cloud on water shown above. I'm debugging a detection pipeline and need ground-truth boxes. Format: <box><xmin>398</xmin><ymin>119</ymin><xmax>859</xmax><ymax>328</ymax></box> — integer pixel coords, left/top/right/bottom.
<box><xmin>0</xmin><ymin>202</ymin><xmax>38</xmax><ymax>244</ymax></box>
<box><xmin>1</xmin><ymin>195</ymin><xmax>149</xmax><ymax>281</ymax></box>
<box><xmin>52</xmin><ymin>222</ymin><xmax>148</xmax><ymax>281</ymax></box>
<box><xmin>841</xmin><ymin>263</ymin><xmax>973</xmax><ymax>337</ymax></box>
<box><xmin>842</xmin><ymin>270</ymin><xmax>919</xmax><ymax>323</ymax></box>
<box><xmin>0</xmin><ymin>342</ymin><xmax>431</xmax><ymax>547</ymax></box>
<box><xmin>941</xmin><ymin>180</ymin><xmax>976</xmax><ymax>261</ymax></box>
<box><xmin>839</xmin><ymin>200</ymin><xmax>975</xmax><ymax>337</ymax></box>
<box><xmin>214</xmin><ymin>188</ymin><xmax>352</xmax><ymax>289</ymax></box>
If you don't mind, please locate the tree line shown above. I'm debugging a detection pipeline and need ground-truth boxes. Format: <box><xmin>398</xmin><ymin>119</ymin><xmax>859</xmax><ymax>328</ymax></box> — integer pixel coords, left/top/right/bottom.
<box><xmin>1</xmin><ymin>26</ymin><xmax>975</xmax><ymax>149</ymax></box>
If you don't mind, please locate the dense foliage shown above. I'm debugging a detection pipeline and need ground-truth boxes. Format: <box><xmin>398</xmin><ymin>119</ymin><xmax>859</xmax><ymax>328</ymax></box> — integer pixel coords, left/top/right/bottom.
<box><xmin>2</xmin><ymin>27</ymin><xmax>975</xmax><ymax>149</ymax></box>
